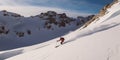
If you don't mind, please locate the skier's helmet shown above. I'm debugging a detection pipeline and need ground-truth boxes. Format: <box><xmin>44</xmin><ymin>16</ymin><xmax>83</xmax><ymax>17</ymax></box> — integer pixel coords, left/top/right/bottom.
<box><xmin>60</xmin><ymin>37</ymin><xmax>64</xmax><ymax>40</ymax></box>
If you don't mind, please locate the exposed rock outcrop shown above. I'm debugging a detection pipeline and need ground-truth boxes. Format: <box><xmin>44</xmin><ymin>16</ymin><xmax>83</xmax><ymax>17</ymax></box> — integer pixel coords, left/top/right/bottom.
<box><xmin>82</xmin><ymin>0</ymin><xmax>119</xmax><ymax>28</ymax></box>
<box><xmin>35</xmin><ymin>11</ymin><xmax>93</xmax><ymax>29</ymax></box>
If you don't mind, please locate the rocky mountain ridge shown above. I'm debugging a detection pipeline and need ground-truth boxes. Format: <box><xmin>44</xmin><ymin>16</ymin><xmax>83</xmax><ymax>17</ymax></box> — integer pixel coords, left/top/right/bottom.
<box><xmin>0</xmin><ymin>10</ymin><xmax>94</xmax><ymax>50</ymax></box>
<box><xmin>83</xmin><ymin>0</ymin><xmax>119</xmax><ymax>28</ymax></box>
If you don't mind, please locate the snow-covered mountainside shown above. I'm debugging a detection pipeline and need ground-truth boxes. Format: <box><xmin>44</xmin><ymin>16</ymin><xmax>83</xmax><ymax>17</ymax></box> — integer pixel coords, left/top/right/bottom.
<box><xmin>0</xmin><ymin>0</ymin><xmax>119</xmax><ymax>60</ymax></box>
<box><xmin>0</xmin><ymin>10</ymin><xmax>94</xmax><ymax>51</ymax></box>
<box><xmin>0</xmin><ymin>0</ymin><xmax>120</xmax><ymax>60</ymax></box>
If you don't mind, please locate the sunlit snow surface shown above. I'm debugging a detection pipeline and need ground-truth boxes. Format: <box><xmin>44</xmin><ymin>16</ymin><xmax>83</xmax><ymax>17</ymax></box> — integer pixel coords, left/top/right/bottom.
<box><xmin>0</xmin><ymin>1</ymin><xmax>120</xmax><ymax>60</ymax></box>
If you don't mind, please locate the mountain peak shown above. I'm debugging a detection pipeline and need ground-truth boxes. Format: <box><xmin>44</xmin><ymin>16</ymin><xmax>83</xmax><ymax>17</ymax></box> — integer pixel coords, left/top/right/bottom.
<box><xmin>0</xmin><ymin>10</ymin><xmax>23</xmax><ymax>17</ymax></box>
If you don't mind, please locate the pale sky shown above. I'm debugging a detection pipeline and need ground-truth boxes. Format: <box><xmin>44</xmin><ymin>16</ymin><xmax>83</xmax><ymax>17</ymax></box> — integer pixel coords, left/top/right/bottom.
<box><xmin>0</xmin><ymin>0</ymin><xmax>113</xmax><ymax>17</ymax></box>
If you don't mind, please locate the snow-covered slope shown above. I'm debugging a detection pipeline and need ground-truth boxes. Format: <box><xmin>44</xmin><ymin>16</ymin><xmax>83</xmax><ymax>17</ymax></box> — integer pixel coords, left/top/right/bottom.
<box><xmin>0</xmin><ymin>0</ymin><xmax>120</xmax><ymax>60</ymax></box>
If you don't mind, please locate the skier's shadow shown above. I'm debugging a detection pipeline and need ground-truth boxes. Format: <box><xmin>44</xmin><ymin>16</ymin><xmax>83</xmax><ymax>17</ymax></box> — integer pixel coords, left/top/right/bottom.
<box><xmin>63</xmin><ymin>38</ymin><xmax>77</xmax><ymax>45</ymax></box>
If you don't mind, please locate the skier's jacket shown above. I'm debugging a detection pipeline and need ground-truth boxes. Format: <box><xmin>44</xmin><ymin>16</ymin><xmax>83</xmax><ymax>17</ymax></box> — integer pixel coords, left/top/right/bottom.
<box><xmin>57</xmin><ymin>37</ymin><xmax>65</xmax><ymax>44</ymax></box>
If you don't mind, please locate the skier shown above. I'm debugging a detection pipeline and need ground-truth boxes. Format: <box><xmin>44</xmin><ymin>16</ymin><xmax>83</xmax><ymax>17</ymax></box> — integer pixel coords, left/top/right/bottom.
<box><xmin>55</xmin><ymin>37</ymin><xmax>65</xmax><ymax>48</ymax></box>
<box><xmin>57</xmin><ymin>37</ymin><xmax>65</xmax><ymax>45</ymax></box>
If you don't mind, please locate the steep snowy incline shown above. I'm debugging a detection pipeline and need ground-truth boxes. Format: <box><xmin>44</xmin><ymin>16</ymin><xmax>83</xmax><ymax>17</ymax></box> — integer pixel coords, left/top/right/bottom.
<box><xmin>86</xmin><ymin>0</ymin><xmax>120</xmax><ymax>29</ymax></box>
<box><xmin>4</xmin><ymin>1</ymin><xmax>120</xmax><ymax>60</ymax></box>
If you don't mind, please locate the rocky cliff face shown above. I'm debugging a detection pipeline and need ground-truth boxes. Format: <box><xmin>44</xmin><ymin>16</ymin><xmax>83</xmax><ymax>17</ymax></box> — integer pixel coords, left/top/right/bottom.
<box><xmin>30</xmin><ymin>11</ymin><xmax>94</xmax><ymax>29</ymax></box>
<box><xmin>35</xmin><ymin>11</ymin><xmax>75</xmax><ymax>28</ymax></box>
